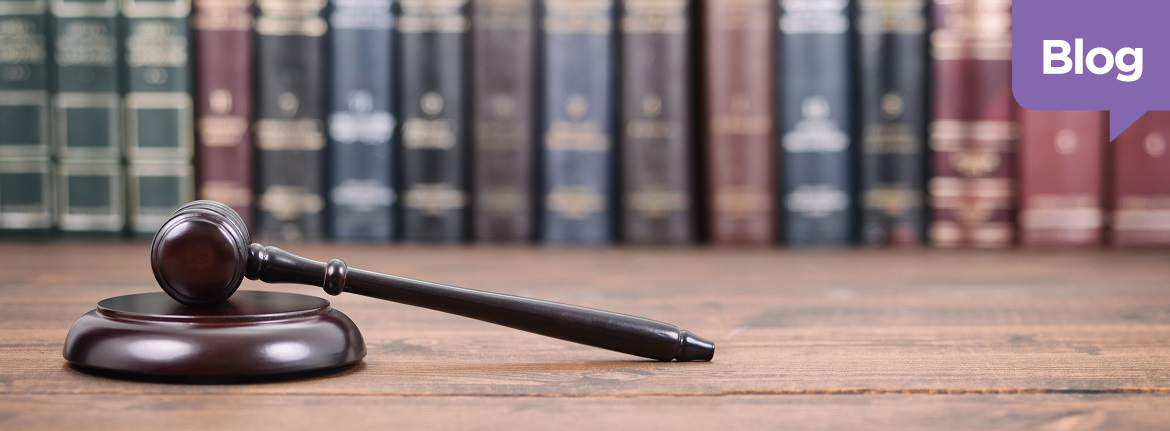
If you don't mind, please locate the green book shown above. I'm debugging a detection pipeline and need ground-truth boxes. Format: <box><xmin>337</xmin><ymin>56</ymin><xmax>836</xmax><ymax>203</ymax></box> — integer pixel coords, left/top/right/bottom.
<box><xmin>122</xmin><ymin>0</ymin><xmax>193</xmax><ymax>234</ymax></box>
<box><xmin>57</xmin><ymin>160</ymin><xmax>123</xmax><ymax>231</ymax></box>
<box><xmin>0</xmin><ymin>0</ymin><xmax>53</xmax><ymax>231</ymax></box>
<box><xmin>51</xmin><ymin>0</ymin><xmax>123</xmax><ymax>232</ymax></box>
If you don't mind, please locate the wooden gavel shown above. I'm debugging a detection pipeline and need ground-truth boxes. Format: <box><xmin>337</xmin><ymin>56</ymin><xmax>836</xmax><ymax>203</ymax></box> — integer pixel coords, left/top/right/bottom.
<box><xmin>150</xmin><ymin>201</ymin><xmax>714</xmax><ymax>362</ymax></box>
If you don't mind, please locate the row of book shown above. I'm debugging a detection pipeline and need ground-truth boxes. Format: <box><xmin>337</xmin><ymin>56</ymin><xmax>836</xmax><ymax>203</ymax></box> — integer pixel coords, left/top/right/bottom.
<box><xmin>0</xmin><ymin>0</ymin><xmax>1167</xmax><ymax>247</ymax></box>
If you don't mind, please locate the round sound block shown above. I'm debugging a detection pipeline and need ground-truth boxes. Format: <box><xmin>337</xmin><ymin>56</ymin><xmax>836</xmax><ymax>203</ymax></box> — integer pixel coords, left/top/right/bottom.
<box><xmin>63</xmin><ymin>291</ymin><xmax>366</xmax><ymax>378</ymax></box>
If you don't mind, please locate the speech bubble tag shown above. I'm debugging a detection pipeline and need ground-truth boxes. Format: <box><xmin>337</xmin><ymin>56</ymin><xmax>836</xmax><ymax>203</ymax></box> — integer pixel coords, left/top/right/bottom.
<box><xmin>1013</xmin><ymin>0</ymin><xmax>1170</xmax><ymax>141</ymax></box>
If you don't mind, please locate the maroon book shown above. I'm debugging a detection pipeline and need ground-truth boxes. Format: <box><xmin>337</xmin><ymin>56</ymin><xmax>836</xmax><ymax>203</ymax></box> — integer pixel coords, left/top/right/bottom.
<box><xmin>701</xmin><ymin>0</ymin><xmax>775</xmax><ymax>245</ymax></box>
<box><xmin>1111</xmin><ymin>112</ymin><xmax>1170</xmax><ymax>246</ymax></box>
<box><xmin>1018</xmin><ymin>109</ymin><xmax>1106</xmax><ymax>246</ymax></box>
<box><xmin>193</xmin><ymin>0</ymin><xmax>255</xmax><ymax>226</ymax></box>
<box><xmin>928</xmin><ymin>0</ymin><xmax>1016</xmax><ymax>248</ymax></box>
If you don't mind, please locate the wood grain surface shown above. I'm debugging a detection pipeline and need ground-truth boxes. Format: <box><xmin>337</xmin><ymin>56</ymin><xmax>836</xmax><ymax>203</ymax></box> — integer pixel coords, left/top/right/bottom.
<box><xmin>1</xmin><ymin>243</ymin><xmax>1168</xmax><ymax>429</ymax></box>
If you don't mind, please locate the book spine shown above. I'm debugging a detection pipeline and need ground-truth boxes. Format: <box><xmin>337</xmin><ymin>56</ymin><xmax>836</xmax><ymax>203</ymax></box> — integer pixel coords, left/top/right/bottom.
<box><xmin>778</xmin><ymin>0</ymin><xmax>853</xmax><ymax>246</ymax></box>
<box><xmin>471</xmin><ymin>0</ymin><xmax>535</xmax><ymax>242</ymax></box>
<box><xmin>193</xmin><ymin>0</ymin><xmax>254</xmax><ymax>227</ymax></box>
<box><xmin>52</xmin><ymin>0</ymin><xmax>124</xmax><ymax>233</ymax></box>
<box><xmin>619</xmin><ymin>0</ymin><xmax>694</xmax><ymax>244</ymax></box>
<box><xmin>928</xmin><ymin>0</ymin><xmax>1017</xmax><ymax>248</ymax></box>
<box><xmin>701</xmin><ymin>0</ymin><xmax>775</xmax><ymax>245</ymax></box>
<box><xmin>1111</xmin><ymin>112</ymin><xmax>1170</xmax><ymax>247</ymax></box>
<box><xmin>1018</xmin><ymin>110</ymin><xmax>1105</xmax><ymax>246</ymax></box>
<box><xmin>398</xmin><ymin>0</ymin><xmax>470</xmax><ymax>242</ymax></box>
<box><xmin>540</xmin><ymin>0</ymin><xmax>615</xmax><ymax>245</ymax></box>
<box><xmin>254</xmin><ymin>0</ymin><xmax>327</xmax><ymax>241</ymax></box>
<box><xmin>856</xmin><ymin>0</ymin><xmax>927</xmax><ymax>246</ymax></box>
<box><xmin>122</xmin><ymin>0</ymin><xmax>194</xmax><ymax>235</ymax></box>
<box><xmin>327</xmin><ymin>0</ymin><xmax>396</xmax><ymax>241</ymax></box>
<box><xmin>0</xmin><ymin>0</ymin><xmax>53</xmax><ymax>232</ymax></box>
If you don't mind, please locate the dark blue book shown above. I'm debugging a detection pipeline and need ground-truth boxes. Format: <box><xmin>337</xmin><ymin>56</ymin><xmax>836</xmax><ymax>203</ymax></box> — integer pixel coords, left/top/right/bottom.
<box><xmin>539</xmin><ymin>0</ymin><xmax>615</xmax><ymax>245</ymax></box>
<box><xmin>254</xmin><ymin>0</ymin><xmax>328</xmax><ymax>242</ymax></box>
<box><xmin>777</xmin><ymin>0</ymin><xmax>854</xmax><ymax>245</ymax></box>
<box><xmin>398</xmin><ymin>1</ymin><xmax>470</xmax><ymax>242</ymax></box>
<box><xmin>327</xmin><ymin>0</ymin><xmax>397</xmax><ymax>241</ymax></box>
<box><xmin>856</xmin><ymin>0</ymin><xmax>928</xmax><ymax>246</ymax></box>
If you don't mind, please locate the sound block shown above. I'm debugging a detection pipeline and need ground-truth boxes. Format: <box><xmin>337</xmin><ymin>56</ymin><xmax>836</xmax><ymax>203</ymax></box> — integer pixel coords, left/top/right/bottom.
<box><xmin>63</xmin><ymin>291</ymin><xmax>365</xmax><ymax>378</ymax></box>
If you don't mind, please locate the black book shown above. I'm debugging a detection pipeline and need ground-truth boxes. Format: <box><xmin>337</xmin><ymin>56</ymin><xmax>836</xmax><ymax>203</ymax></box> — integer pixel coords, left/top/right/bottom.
<box><xmin>398</xmin><ymin>0</ymin><xmax>470</xmax><ymax>242</ymax></box>
<box><xmin>254</xmin><ymin>0</ymin><xmax>328</xmax><ymax>241</ymax></box>
<box><xmin>471</xmin><ymin>0</ymin><xmax>536</xmax><ymax>242</ymax></box>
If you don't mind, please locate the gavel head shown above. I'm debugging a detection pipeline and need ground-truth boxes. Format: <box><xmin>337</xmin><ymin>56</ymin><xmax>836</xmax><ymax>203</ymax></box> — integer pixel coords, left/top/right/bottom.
<box><xmin>151</xmin><ymin>201</ymin><xmax>252</xmax><ymax>307</ymax></box>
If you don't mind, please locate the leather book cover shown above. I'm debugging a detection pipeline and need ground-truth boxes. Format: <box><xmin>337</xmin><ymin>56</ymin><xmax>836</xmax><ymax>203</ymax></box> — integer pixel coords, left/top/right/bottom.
<box><xmin>619</xmin><ymin>0</ymin><xmax>694</xmax><ymax>244</ymax></box>
<box><xmin>539</xmin><ymin>0</ymin><xmax>616</xmax><ymax>245</ymax></box>
<box><xmin>52</xmin><ymin>0</ymin><xmax>125</xmax><ymax>233</ymax></box>
<box><xmin>471</xmin><ymin>0</ymin><xmax>535</xmax><ymax>242</ymax></box>
<box><xmin>778</xmin><ymin>0</ymin><xmax>854</xmax><ymax>246</ymax></box>
<box><xmin>1111</xmin><ymin>112</ymin><xmax>1170</xmax><ymax>246</ymax></box>
<box><xmin>928</xmin><ymin>0</ymin><xmax>1017</xmax><ymax>248</ymax></box>
<box><xmin>193</xmin><ymin>0</ymin><xmax>255</xmax><ymax>227</ymax></box>
<box><xmin>700</xmin><ymin>0</ymin><xmax>774</xmax><ymax>245</ymax></box>
<box><xmin>856</xmin><ymin>0</ymin><xmax>928</xmax><ymax>246</ymax></box>
<box><xmin>328</xmin><ymin>0</ymin><xmax>396</xmax><ymax>241</ymax></box>
<box><xmin>399</xmin><ymin>0</ymin><xmax>470</xmax><ymax>242</ymax></box>
<box><xmin>1018</xmin><ymin>109</ymin><xmax>1105</xmax><ymax>247</ymax></box>
<box><xmin>254</xmin><ymin>0</ymin><xmax>327</xmax><ymax>241</ymax></box>
<box><xmin>0</xmin><ymin>0</ymin><xmax>52</xmax><ymax>232</ymax></box>
<box><xmin>123</xmin><ymin>0</ymin><xmax>195</xmax><ymax>234</ymax></box>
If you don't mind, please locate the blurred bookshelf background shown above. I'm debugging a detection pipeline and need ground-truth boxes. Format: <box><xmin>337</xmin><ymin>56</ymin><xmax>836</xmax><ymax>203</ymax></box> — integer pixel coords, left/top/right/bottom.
<box><xmin>0</xmin><ymin>0</ymin><xmax>1167</xmax><ymax>248</ymax></box>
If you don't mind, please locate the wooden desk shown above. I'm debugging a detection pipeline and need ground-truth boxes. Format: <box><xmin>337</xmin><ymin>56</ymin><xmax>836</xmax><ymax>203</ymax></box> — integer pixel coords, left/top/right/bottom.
<box><xmin>1</xmin><ymin>243</ymin><xmax>1169</xmax><ymax>429</ymax></box>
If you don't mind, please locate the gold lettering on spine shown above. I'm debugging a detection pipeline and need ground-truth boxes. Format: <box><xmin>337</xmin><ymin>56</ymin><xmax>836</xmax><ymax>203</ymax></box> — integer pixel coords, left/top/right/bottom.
<box><xmin>478</xmin><ymin>0</ymin><xmax>531</xmax><ymax>31</ymax></box>
<box><xmin>404</xmin><ymin>183</ymin><xmax>467</xmax><ymax>214</ymax></box>
<box><xmin>709</xmin><ymin>0</ymin><xmax>771</xmax><ymax>31</ymax></box>
<box><xmin>547</xmin><ymin>187</ymin><xmax>605</xmax><ymax>219</ymax></box>
<box><xmin>399</xmin><ymin>0</ymin><xmax>469</xmax><ymax>33</ymax></box>
<box><xmin>857</xmin><ymin>0</ymin><xmax>926</xmax><ymax>34</ymax></box>
<box><xmin>621</xmin><ymin>0</ymin><xmax>687</xmax><ymax>34</ymax></box>
<box><xmin>56</xmin><ymin>22</ymin><xmax>115</xmax><ymax>66</ymax></box>
<box><xmin>255</xmin><ymin>119</ymin><xmax>325</xmax><ymax>150</ymax></box>
<box><xmin>259</xmin><ymin>186</ymin><xmax>324</xmax><ymax>220</ymax></box>
<box><xmin>256</xmin><ymin>0</ymin><xmax>326</xmax><ymax>36</ymax></box>
<box><xmin>711</xmin><ymin>93</ymin><xmax>771</xmax><ymax>136</ymax></box>
<box><xmin>200</xmin><ymin>181</ymin><xmax>253</xmax><ymax>207</ymax></box>
<box><xmin>542</xmin><ymin>0</ymin><xmax>612</xmax><ymax>34</ymax></box>
<box><xmin>714</xmin><ymin>188</ymin><xmax>772</xmax><ymax>216</ymax></box>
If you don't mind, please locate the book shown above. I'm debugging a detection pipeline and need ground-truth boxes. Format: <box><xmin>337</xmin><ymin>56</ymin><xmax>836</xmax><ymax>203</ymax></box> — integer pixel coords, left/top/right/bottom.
<box><xmin>856</xmin><ymin>0</ymin><xmax>928</xmax><ymax>246</ymax></box>
<box><xmin>398</xmin><ymin>0</ymin><xmax>470</xmax><ymax>242</ymax></box>
<box><xmin>193</xmin><ymin>0</ymin><xmax>255</xmax><ymax>227</ymax></box>
<box><xmin>123</xmin><ymin>0</ymin><xmax>194</xmax><ymax>234</ymax></box>
<box><xmin>540</xmin><ymin>0</ymin><xmax>616</xmax><ymax>245</ymax></box>
<box><xmin>700</xmin><ymin>0</ymin><xmax>775</xmax><ymax>245</ymax></box>
<box><xmin>52</xmin><ymin>0</ymin><xmax>124</xmax><ymax>233</ymax></box>
<box><xmin>0</xmin><ymin>0</ymin><xmax>52</xmax><ymax>232</ymax></box>
<box><xmin>1018</xmin><ymin>109</ymin><xmax>1105</xmax><ymax>246</ymax></box>
<box><xmin>619</xmin><ymin>0</ymin><xmax>694</xmax><ymax>244</ymax></box>
<box><xmin>471</xmin><ymin>0</ymin><xmax>535</xmax><ymax>242</ymax></box>
<box><xmin>778</xmin><ymin>0</ymin><xmax>853</xmax><ymax>246</ymax></box>
<box><xmin>928</xmin><ymin>0</ymin><xmax>1017</xmax><ymax>248</ymax></box>
<box><xmin>327</xmin><ymin>0</ymin><xmax>396</xmax><ymax>241</ymax></box>
<box><xmin>254</xmin><ymin>0</ymin><xmax>327</xmax><ymax>241</ymax></box>
<box><xmin>1111</xmin><ymin>112</ymin><xmax>1170</xmax><ymax>247</ymax></box>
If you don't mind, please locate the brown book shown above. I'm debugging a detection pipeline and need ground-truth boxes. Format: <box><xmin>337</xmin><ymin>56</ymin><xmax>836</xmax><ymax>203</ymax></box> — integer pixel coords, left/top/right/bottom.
<box><xmin>1111</xmin><ymin>112</ymin><xmax>1170</xmax><ymax>246</ymax></box>
<box><xmin>193</xmin><ymin>0</ymin><xmax>254</xmax><ymax>226</ymax></box>
<box><xmin>1018</xmin><ymin>110</ymin><xmax>1106</xmax><ymax>246</ymax></box>
<box><xmin>700</xmin><ymin>0</ymin><xmax>775</xmax><ymax>245</ymax></box>
<box><xmin>928</xmin><ymin>0</ymin><xmax>1017</xmax><ymax>248</ymax></box>
<box><xmin>620</xmin><ymin>0</ymin><xmax>694</xmax><ymax>244</ymax></box>
<box><xmin>471</xmin><ymin>0</ymin><xmax>536</xmax><ymax>242</ymax></box>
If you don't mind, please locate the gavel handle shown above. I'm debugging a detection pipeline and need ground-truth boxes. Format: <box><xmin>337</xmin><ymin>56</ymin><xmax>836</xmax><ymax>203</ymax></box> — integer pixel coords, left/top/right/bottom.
<box><xmin>245</xmin><ymin>245</ymin><xmax>714</xmax><ymax>362</ymax></box>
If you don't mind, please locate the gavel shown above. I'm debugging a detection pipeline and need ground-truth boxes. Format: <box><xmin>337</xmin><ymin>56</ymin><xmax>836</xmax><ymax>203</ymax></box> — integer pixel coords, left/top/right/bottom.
<box><xmin>150</xmin><ymin>201</ymin><xmax>714</xmax><ymax>362</ymax></box>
